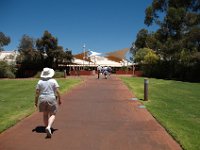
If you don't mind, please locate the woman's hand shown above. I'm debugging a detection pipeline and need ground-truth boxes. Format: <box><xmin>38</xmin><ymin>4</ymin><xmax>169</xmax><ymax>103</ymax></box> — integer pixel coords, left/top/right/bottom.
<box><xmin>35</xmin><ymin>102</ymin><xmax>38</xmax><ymax>107</ymax></box>
<box><xmin>35</xmin><ymin>89</ymin><xmax>40</xmax><ymax>107</ymax></box>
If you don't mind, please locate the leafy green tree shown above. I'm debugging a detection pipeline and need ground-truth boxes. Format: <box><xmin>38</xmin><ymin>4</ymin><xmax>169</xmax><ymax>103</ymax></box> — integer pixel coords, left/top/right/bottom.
<box><xmin>135</xmin><ymin>48</ymin><xmax>160</xmax><ymax>77</ymax></box>
<box><xmin>144</xmin><ymin>0</ymin><xmax>200</xmax><ymax>59</ymax></box>
<box><xmin>63</xmin><ymin>48</ymin><xmax>73</xmax><ymax>64</ymax></box>
<box><xmin>135</xmin><ymin>29</ymin><xmax>148</xmax><ymax>49</ymax></box>
<box><xmin>16</xmin><ymin>35</ymin><xmax>43</xmax><ymax>77</ymax></box>
<box><xmin>0</xmin><ymin>61</ymin><xmax>16</xmax><ymax>78</ymax></box>
<box><xmin>0</xmin><ymin>32</ymin><xmax>11</xmax><ymax>51</ymax></box>
<box><xmin>132</xmin><ymin>0</ymin><xmax>200</xmax><ymax>81</ymax></box>
<box><xmin>135</xmin><ymin>48</ymin><xmax>159</xmax><ymax>64</ymax></box>
<box><xmin>58</xmin><ymin>48</ymin><xmax>74</xmax><ymax>75</ymax></box>
<box><xmin>17</xmin><ymin>34</ymin><xmax>42</xmax><ymax>70</ymax></box>
<box><xmin>36</xmin><ymin>30</ymin><xmax>64</xmax><ymax>69</ymax></box>
<box><xmin>135</xmin><ymin>48</ymin><xmax>150</xmax><ymax>63</ymax></box>
<box><xmin>144</xmin><ymin>50</ymin><xmax>159</xmax><ymax>64</ymax></box>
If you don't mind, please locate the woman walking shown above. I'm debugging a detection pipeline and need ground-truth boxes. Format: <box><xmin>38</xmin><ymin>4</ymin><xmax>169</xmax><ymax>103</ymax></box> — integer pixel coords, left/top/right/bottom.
<box><xmin>35</xmin><ymin>68</ymin><xmax>62</xmax><ymax>138</ymax></box>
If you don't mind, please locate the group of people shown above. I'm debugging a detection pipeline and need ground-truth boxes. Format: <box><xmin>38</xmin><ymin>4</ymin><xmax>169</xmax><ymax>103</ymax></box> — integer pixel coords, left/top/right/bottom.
<box><xmin>97</xmin><ymin>65</ymin><xmax>112</xmax><ymax>79</ymax></box>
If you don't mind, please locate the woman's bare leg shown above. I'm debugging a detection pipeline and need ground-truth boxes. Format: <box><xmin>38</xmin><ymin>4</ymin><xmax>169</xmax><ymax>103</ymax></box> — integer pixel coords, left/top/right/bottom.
<box><xmin>47</xmin><ymin>113</ymin><xmax>56</xmax><ymax>129</ymax></box>
<box><xmin>45</xmin><ymin>113</ymin><xmax>55</xmax><ymax>138</ymax></box>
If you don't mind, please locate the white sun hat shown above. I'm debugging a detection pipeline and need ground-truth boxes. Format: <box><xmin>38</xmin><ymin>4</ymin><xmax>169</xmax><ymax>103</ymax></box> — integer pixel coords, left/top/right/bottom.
<box><xmin>40</xmin><ymin>68</ymin><xmax>55</xmax><ymax>78</ymax></box>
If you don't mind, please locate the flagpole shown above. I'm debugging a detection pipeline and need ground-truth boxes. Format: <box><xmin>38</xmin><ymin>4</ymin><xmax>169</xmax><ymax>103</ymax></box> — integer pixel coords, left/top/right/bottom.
<box><xmin>83</xmin><ymin>43</ymin><xmax>86</xmax><ymax>69</ymax></box>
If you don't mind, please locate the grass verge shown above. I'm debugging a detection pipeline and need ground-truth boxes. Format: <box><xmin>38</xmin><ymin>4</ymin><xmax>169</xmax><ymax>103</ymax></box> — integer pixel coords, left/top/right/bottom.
<box><xmin>0</xmin><ymin>78</ymin><xmax>82</xmax><ymax>133</ymax></box>
<box><xmin>120</xmin><ymin>77</ymin><xmax>200</xmax><ymax>150</ymax></box>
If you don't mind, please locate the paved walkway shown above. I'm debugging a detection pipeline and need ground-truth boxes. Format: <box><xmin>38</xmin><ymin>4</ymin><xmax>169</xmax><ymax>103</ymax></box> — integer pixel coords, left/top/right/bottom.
<box><xmin>0</xmin><ymin>75</ymin><xmax>182</xmax><ymax>150</ymax></box>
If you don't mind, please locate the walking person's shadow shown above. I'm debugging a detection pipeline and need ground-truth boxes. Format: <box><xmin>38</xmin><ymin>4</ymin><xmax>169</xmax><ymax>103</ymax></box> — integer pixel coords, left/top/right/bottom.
<box><xmin>32</xmin><ymin>126</ymin><xmax>58</xmax><ymax>138</ymax></box>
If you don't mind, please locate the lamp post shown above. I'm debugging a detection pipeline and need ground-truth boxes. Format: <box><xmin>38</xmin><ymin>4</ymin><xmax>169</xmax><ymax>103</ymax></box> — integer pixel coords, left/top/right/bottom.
<box><xmin>88</xmin><ymin>49</ymin><xmax>90</xmax><ymax>67</ymax></box>
<box><xmin>144</xmin><ymin>78</ymin><xmax>149</xmax><ymax>101</ymax></box>
<box><xmin>132</xmin><ymin>62</ymin><xmax>135</xmax><ymax>76</ymax></box>
<box><xmin>83</xmin><ymin>43</ymin><xmax>86</xmax><ymax>69</ymax></box>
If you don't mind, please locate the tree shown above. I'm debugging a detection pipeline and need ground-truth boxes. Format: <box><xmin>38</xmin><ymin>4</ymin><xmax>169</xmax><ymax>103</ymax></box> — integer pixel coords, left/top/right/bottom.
<box><xmin>144</xmin><ymin>0</ymin><xmax>200</xmax><ymax>59</ymax></box>
<box><xmin>0</xmin><ymin>32</ymin><xmax>11</xmax><ymax>51</ymax></box>
<box><xmin>132</xmin><ymin>0</ymin><xmax>200</xmax><ymax>81</ymax></box>
<box><xmin>0</xmin><ymin>61</ymin><xmax>16</xmax><ymax>78</ymax></box>
<box><xmin>16</xmin><ymin>35</ymin><xmax>43</xmax><ymax>77</ymax></box>
<box><xmin>36</xmin><ymin>30</ymin><xmax>64</xmax><ymax>69</ymax></box>
<box><xmin>135</xmin><ymin>29</ymin><xmax>149</xmax><ymax>49</ymax></box>
<box><xmin>63</xmin><ymin>48</ymin><xmax>73</xmax><ymax>64</ymax></box>
<box><xmin>17</xmin><ymin>34</ymin><xmax>42</xmax><ymax>70</ymax></box>
<box><xmin>135</xmin><ymin>48</ymin><xmax>160</xmax><ymax>77</ymax></box>
<box><xmin>135</xmin><ymin>48</ymin><xmax>159</xmax><ymax>64</ymax></box>
<box><xmin>58</xmin><ymin>48</ymin><xmax>74</xmax><ymax>75</ymax></box>
<box><xmin>144</xmin><ymin>50</ymin><xmax>159</xmax><ymax>64</ymax></box>
<box><xmin>133</xmin><ymin>29</ymin><xmax>160</xmax><ymax>56</ymax></box>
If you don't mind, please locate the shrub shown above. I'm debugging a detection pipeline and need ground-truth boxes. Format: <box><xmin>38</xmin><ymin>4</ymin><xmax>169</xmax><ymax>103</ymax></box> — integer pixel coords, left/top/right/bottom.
<box><xmin>0</xmin><ymin>61</ymin><xmax>16</xmax><ymax>78</ymax></box>
<box><xmin>5</xmin><ymin>70</ymin><xmax>15</xmax><ymax>78</ymax></box>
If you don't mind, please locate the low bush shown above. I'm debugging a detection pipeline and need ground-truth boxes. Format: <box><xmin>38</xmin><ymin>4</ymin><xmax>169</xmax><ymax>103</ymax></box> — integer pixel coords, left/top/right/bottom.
<box><xmin>0</xmin><ymin>61</ymin><xmax>16</xmax><ymax>78</ymax></box>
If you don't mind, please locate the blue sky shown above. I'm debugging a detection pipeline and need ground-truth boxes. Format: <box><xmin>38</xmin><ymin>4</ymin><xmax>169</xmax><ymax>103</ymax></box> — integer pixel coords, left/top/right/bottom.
<box><xmin>1</xmin><ymin>0</ymin><xmax>157</xmax><ymax>55</ymax></box>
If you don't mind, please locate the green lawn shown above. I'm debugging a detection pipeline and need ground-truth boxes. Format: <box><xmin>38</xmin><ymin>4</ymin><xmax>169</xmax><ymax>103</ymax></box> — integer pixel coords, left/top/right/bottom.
<box><xmin>120</xmin><ymin>77</ymin><xmax>200</xmax><ymax>150</ymax></box>
<box><xmin>0</xmin><ymin>78</ymin><xmax>82</xmax><ymax>133</ymax></box>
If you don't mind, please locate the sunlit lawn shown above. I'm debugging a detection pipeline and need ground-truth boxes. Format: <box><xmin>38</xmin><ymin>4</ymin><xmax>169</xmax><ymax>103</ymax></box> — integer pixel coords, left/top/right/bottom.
<box><xmin>0</xmin><ymin>78</ymin><xmax>82</xmax><ymax>133</ymax></box>
<box><xmin>121</xmin><ymin>77</ymin><xmax>200</xmax><ymax>150</ymax></box>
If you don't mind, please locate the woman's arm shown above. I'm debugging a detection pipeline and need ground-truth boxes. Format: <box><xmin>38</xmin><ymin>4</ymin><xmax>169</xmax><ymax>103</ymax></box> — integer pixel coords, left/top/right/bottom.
<box><xmin>35</xmin><ymin>89</ymin><xmax>40</xmax><ymax>107</ymax></box>
<box><xmin>56</xmin><ymin>88</ymin><xmax>62</xmax><ymax>105</ymax></box>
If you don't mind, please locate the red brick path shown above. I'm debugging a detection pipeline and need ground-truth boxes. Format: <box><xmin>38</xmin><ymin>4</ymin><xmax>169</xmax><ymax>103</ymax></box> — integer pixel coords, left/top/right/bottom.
<box><xmin>0</xmin><ymin>75</ymin><xmax>182</xmax><ymax>150</ymax></box>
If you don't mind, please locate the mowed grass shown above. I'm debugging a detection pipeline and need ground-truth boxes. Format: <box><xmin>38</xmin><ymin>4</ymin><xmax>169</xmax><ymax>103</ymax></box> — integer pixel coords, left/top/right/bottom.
<box><xmin>0</xmin><ymin>78</ymin><xmax>82</xmax><ymax>133</ymax></box>
<box><xmin>120</xmin><ymin>77</ymin><xmax>200</xmax><ymax>150</ymax></box>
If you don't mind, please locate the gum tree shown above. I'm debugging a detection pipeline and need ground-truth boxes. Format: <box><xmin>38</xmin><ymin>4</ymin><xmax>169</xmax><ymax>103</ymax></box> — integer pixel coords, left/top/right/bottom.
<box><xmin>0</xmin><ymin>32</ymin><xmax>10</xmax><ymax>51</ymax></box>
<box><xmin>36</xmin><ymin>30</ymin><xmax>64</xmax><ymax>69</ymax></box>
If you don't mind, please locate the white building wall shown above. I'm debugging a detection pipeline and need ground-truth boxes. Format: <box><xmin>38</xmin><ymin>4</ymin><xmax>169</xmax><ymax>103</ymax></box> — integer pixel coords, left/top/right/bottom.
<box><xmin>0</xmin><ymin>50</ymin><xmax>18</xmax><ymax>64</ymax></box>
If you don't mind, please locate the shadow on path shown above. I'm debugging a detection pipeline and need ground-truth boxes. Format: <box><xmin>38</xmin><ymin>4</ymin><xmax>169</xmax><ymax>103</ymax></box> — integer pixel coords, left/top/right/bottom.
<box><xmin>32</xmin><ymin>126</ymin><xmax>58</xmax><ymax>134</ymax></box>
